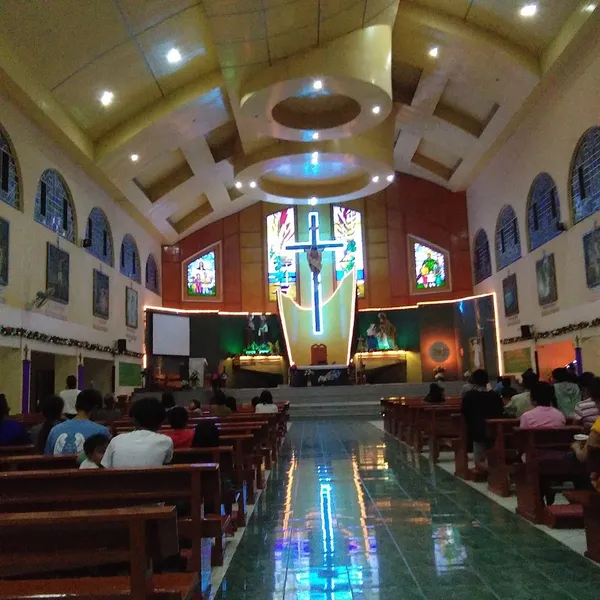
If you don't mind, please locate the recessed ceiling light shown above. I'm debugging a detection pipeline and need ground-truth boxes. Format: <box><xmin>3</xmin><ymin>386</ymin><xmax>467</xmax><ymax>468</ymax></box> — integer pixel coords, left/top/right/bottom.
<box><xmin>130</xmin><ymin>154</ymin><xmax>139</xmax><ymax>162</ymax></box>
<box><xmin>372</xmin><ymin>175</ymin><xmax>380</xmax><ymax>183</ymax></box>
<box><xmin>312</xmin><ymin>132</ymin><xmax>319</xmax><ymax>140</ymax></box>
<box><xmin>428</xmin><ymin>46</ymin><xmax>439</xmax><ymax>58</ymax></box>
<box><xmin>249</xmin><ymin>181</ymin><xmax>257</xmax><ymax>188</ymax></box>
<box><xmin>166</xmin><ymin>48</ymin><xmax>182</xmax><ymax>64</ymax></box>
<box><xmin>309</xmin><ymin>197</ymin><xmax>318</xmax><ymax>206</ymax></box>
<box><xmin>372</xmin><ymin>105</ymin><xmax>381</xmax><ymax>115</ymax></box>
<box><xmin>387</xmin><ymin>174</ymin><xmax>394</xmax><ymax>182</ymax></box>
<box><xmin>100</xmin><ymin>91</ymin><xmax>114</xmax><ymax>106</ymax></box>
<box><xmin>583</xmin><ymin>3</ymin><xmax>596</xmax><ymax>12</ymax></box>
<box><xmin>313</xmin><ymin>79</ymin><xmax>323</xmax><ymax>91</ymax></box>
<box><xmin>235</xmin><ymin>181</ymin><xmax>242</xmax><ymax>189</ymax></box>
<box><xmin>311</xmin><ymin>151</ymin><xmax>319</xmax><ymax>166</ymax></box>
<box><xmin>519</xmin><ymin>3</ymin><xmax>537</xmax><ymax>17</ymax></box>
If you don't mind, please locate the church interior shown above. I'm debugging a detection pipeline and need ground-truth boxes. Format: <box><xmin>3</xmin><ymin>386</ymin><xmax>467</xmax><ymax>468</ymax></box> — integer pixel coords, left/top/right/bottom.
<box><xmin>1</xmin><ymin>0</ymin><xmax>600</xmax><ymax>598</ymax></box>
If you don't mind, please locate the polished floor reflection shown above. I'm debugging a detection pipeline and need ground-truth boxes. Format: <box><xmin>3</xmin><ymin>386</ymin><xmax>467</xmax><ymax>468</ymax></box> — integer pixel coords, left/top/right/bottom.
<box><xmin>214</xmin><ymin>420</ymin><xmax>600</xmax><ymax>599</ymax></box>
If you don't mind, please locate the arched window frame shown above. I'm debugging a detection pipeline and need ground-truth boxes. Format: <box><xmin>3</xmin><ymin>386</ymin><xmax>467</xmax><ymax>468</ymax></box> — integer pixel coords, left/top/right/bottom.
<box><xmin>34</xmin><ymin>169</ymin><xmax>77</xmax><ymax>243</ymax></box>
<box><xmin>145</xmin><ymin>253</ymin><xmax>160</xmax><ymax>294</ymax></box>
<box><xmin>495</xmin><ymin>205</ymin><xmax>521</xmax><ymax>271</ymax></box>
<box><xmin>526</xmin><ymin>173</ymin><xmax>562</xmax><ymax>251</ymax></box>
<box><xmin>571</xmin><ymin>126</ymin><xmax>600</xmax><ymax>224</ymax></box>
<box><xmin>473</xmin><ymin>229</ymin><xmax>492</xmax><ymax>284</ymax></box>
<box><xmin>85</xmin><ymin>207</ymin><xmax>114</xmax><ymax>267</ymax></box>
<box><xmin>0</xmin><ymin>125</ymin><xmax>21</xmax><ymax>210</ymax></box>
<box><xmin>120</xmin><ymin>234</ymin><xmax>141</xmax><ymax>283</ymax></box>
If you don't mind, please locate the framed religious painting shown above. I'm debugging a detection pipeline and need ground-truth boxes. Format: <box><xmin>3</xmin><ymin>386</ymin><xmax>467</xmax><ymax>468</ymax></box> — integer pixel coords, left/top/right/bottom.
<box><xmin>407</xmin><ymin>235</ymin><xmax>451</xmax><ymax>295</ymax></box>
<box><xmin>182</xmin><ymin>241</ymin><xmax>222</xmax><ymax>302</ymax></box>
<box><xmin>583</xmin><ymin>228</ymin><xmax>600</xmax><ymax>289</ymax></box>
<box><xmin>0</xmin><ymin>217</ymin><xmax>9</xmax><ymax>286</ymax></box>
<box><xmin>502</xmin><ymin>273</ymin><xmax>519</xmax><ymax>317</ymax></box>
<box><xmin>46</xmin><ymin>242</ymin><xmax>70</xmax><ymax>304</ymax></box>
<box><xmin>93</xmin><ymin>269</ymin><xmax>109</xmax><ymax>320</ymax></box>
<box><xmin>125</xmin><ymin>287</ymin><xmax>138</xmax><ymax>329</ymax></box>
<box><xmin>536</xmin><ymin>253</ymin><xmax>558</xmax><ymax>306</ymax></box>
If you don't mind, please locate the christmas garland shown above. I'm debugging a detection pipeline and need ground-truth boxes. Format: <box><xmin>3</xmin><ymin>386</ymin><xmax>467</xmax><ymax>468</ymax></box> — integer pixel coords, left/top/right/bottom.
<box><xmin>0</xmin><ymin>326</ymin><xmax>143</xmax><ymax>358</ymax></box>
<box><xmin>501</xmin><ymin>317</ymin><xmax>600</xmax><ymax>345</ymax></box>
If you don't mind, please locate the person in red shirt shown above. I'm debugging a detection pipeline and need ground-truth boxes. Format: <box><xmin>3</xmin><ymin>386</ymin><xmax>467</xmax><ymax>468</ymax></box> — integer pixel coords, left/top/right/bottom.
<box><xmin>164</xmin><ymin>406</ymin><xmax>194</xmax><ymax>449</ymax></box>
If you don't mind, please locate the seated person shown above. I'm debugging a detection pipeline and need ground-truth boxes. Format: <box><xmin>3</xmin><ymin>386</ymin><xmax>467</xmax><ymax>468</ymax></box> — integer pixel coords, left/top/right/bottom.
<box><xmin>0</xmin><ymin>394</ymin><xmax>30</xmax><ymax>446</ymax></box>
<box><xmin>424</xmin><ymin>383</ymin><xmax>445</xmax><ymax>404</ymax></box>
<box><xmin>520</xmin><ymin>382</ymin><xmax>566</xmax><ymax>429</ymax></box>
<box><xmin>45</xmin><ymin>390</ymin><xmax>110</xmax><ymax>455</ymax></box>
<box><xmin>188</xmin><ymin>399</ymin><xmax>202</xmax><ymax>414</ymax></box>
<box><xmin>495</xmin><ymin>377</ymin><xmax>517</xmax><ymax>398</ymax></box>
<box><xmin>226</xmin><ymin>396</ymin><xmax>237</xmax><ymax>413</ymax></box>
<box><xmin>552</xmin><ymin>367</ymin><xmax>581</xmax><ymax>417</ymax></box>
<box><xmin>573</xmin><ymin>374</ymin><xmax>600</xmax><ymax>432</ymax></box>
<box><xmin>161</xmin><ymin>391</ymin><xmax>176</xmax><ymax>411</ymax></box>
<box><xmin>102</xmin><ymin>397</ymin><xmax>173</xmax><ymax>467</ymax></box>
<box><xmin>192</xmin><ymin>421</ymin><xmax>220</xmax><ymax>448</ymax></box>
<box><xmin>251</xmin><ymin>396</ymin><xmax>260</xmax><ymax>410</ymax></box>
<box><xmin>461</xmin><ymin>369</ymin><xmax>504</xmax><ymax>473</ymax></box>
<box><xmin>255</xmin><ymin>390</ymin><xmax>279</xmax><ymax>414</ymax></box>
<box><xmin>30</xmin><ymin>394</ymin><xmax>64</xmax><ymax>452</ymax></box>
<box><xmin>91</xmin><ymin>394</ymin><xmax>122</xmax><ymax>423</ymax></box>
<box><xmin>80</xmin><ymin>434</ymin><xmax>110</xmax><ymax>469</ymax></box>
<box><xmin>164</xmin><ymin>406</ymin><xmax>194</xmax><ymax>449</ymax></box>
<box><xmin>209</xmin><ymin>391</ymin><xmax>232</xmax><ymax>417</ymax></box>
<box><xmin>505</xmin><ymin>369</ymin><xmax>538</xmax><ymax>417</ymax></box>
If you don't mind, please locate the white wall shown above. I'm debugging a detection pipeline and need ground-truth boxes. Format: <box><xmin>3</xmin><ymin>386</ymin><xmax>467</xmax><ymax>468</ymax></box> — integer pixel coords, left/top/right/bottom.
<box><xmin>0</xmin><ymin>91</ymin><xmax>162</xmax><ymax>400</ymax></box>
<box><xmin>467</xmin><ymin>33</ymin><xmax>600</xmax><ymax>362</ymax></box>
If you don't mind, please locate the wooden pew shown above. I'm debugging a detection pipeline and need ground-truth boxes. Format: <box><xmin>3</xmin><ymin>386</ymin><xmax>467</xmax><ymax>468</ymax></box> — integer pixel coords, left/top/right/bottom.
<box><xmin>0</xmin><ymin>506</ymin><xmax>201</xmax><ymax>599</ymax></box>
<box><xmin>0</xmin><ymin>445</ymin><xmax>35</xmax><ymax>456</ymax></box>
<box><xmin>0</xmin><ymin>464</ymin><xmax>218</xmax><ymax>578</ymax></box>
<box><xmin>485</xmin><ymin>419</ymin><xmax>520</xmax><ymax>497</ymax></box>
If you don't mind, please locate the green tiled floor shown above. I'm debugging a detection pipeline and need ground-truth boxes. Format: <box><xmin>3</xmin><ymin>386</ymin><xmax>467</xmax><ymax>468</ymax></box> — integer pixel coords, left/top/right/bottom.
<box><xmin>214</xmin><ymin>421</ymin><xmax>600</xmax><ymax>599</ymax></box>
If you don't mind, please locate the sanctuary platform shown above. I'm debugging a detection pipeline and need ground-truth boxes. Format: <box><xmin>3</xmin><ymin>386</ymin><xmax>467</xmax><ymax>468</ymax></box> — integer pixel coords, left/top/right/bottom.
<box><xmin>132</xmin><ymin>380</ymin><xmax>465</xmax><ymax>419</ymax></box>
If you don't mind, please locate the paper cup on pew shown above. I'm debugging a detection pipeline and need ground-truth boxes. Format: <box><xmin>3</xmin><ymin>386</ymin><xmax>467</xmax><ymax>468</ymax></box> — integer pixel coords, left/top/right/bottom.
<box><xmin>574</xmin><ymin>434</ymin><xmax>589</xmax><ymax>441</ymax></box>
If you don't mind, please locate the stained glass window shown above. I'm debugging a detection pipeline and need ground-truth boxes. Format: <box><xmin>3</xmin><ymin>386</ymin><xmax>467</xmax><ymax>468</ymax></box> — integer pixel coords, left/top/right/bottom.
<box><xmin>495</xmin><ymin>205</ymin><xmax>521</xmax><ymax>270</ymax></box>
<box><xmin>413</xmin><ymin>241</ymin><xmax>448</xmax><ymax>290</ymax></box>
<box><xmin>146</xmin><ymin>253</ymin><xmax>159</xmax><ymax>294</ymax></box>
<box><xmin>120</xmin><ymin>234</ymin><xmax>140</xmax><ymax>283</ymax></box>
<box><xmin>186</xmin><ymin>250</ymin><xmax>216</xmax><ymax>297</ymax></box>
<box><xmin>0</xmin><ymin>128</ymin><xmax>20</xmax><ymax>209</ymax></box>
<box><xmin>571</xmin><ymin>126</ymin><xmax>600</xmax><ymax>224</ymax></box>
<box><xmin>34</xmin><ymin>169</ymin><xmax>76</xmax><ymax>243</ymax></box>
<box><xmin>86</xmin><ymin>207</ymin><xmax>113</xmax><ymax>266</ymax></box>
<box><xmin>333</xmin><ymin>206</ymin><xmax>365</xmax><ymax>298</ymax></box>
<box><xmin>266</xmin><ymin>208</ymin><xmax>297</xmax><ymax>302</ymax></box>
<box><xmin>473</xmin><ymin>229</ymin><xmax>492</xmax><ymax>284</ymax></box>
<box><xmin>527</xmin><ymin>173</ymin><xmax>561</xmax><ymax>250</ymax></box>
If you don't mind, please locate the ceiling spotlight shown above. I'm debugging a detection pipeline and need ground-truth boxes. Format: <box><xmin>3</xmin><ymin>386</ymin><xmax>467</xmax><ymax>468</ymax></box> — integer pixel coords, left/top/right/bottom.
<box><xmin>309</xmin><ymin>197</ymin><xmax>318</xmax><ymax>206</ymax></box>
<box><xmin>372</xmin><ymin>175</ymin><xmax>380</xmax><ymax>183</ymax></box>
<box><xmin>100</xmin><ymin>90</ymin><xmax>114</xmax><ymax>106</ymax></box>
<box><xmin>235</xmin><ymin>181</ymin><xmax>242</xmax><ymax>189</ymax></box>
<box><xmin>166</xmin><ymin>48</ymin><xmax>182</xmax><ymax>64</ymax></box>
<box><xmin>312</xmin><ymin>132</ymin><xmax>319</xmax><ymax>140</ymax></box>
<box><xmin>428</xmin><ymin>46</ymin><xmax>439</xmax><ymax>58</ymax></box>
<box><xmin>519</xmin><ymin>3</ymin><xmax>537</xmax><ymax>17</ymax></box>
<box><xmin>313</xmin><ymin>79</ymin><xmax>323</xmax><ymax>91</ymax></box>
<box><xmin>130</xmin><ymin>154</ymin><xmax>139</xmax><ymax>162</ymax></box>
<box><xmin>372</xmin><ymin>105</ymin><xmax>381</xmax><ymax>115</ymax></box>
<box><xmin>387</xmin><ymin>174</ymin><xmax>394</xmax><ymax>182</ymax></box>
<box><xmin>249</xmin><ymin>181</ymin><xmax>257</xmax><ymax>188</ymax></box>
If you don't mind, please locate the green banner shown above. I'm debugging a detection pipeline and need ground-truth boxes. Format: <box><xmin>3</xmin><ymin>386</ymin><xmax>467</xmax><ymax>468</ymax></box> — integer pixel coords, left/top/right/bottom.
<box><xmin>503</xmin><ymin>347</ymin><xmax>532</xmax><ymax>374</ymax></box>
<box><xmin>119</xmin><ymin>362</ymin><xmax>141</xmax><ymax>387</ymax></box>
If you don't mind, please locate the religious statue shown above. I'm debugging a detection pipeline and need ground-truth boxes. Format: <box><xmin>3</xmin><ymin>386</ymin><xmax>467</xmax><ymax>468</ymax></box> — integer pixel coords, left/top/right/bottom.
<box><xmin>366</xmin><ymin>323</ymin><xmax>379</xmax><ymax>351</ymax></box>
<box><xmin>244</xmin><ymin>313</ymin><xmax>255</xmax><ymax>349</ymax></box>
<box><xmin>378</xmin><ymin>313</ymin><xmax>397</xmax><ymax>350</ymax></box>
<box><xmin>306</xmin><ymin>246</ymin><xmax>322</xmax><ymax>275</ymax></box>
<box><xmin>258</xmin><ymin>313</ymin><xmax>269</xmax><ymax>343</ymax></box>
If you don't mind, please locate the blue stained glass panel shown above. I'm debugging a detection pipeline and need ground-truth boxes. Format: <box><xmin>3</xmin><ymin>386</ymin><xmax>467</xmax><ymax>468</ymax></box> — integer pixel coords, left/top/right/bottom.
<box><xmin>527</xmin><ymin>173</ymin><xmax>561</xmax><ymax>250</ymax></box>
<box><xmin>120</xmin><ymin>234</ymin><xmax>140</xmax><ymax>283</ymax></box>
<box><xmin>473</xmin><ymin>229</ymin><xmax>492</xmax><ymax>284</ymax></box>
<box><xmin>146</xmin><ymin>253</ymin><xmax>159</xmax><ymax>293</ymax></box>
<box><xmin>86</xmin><ymin>207</ymin><xmax>113</xmax><ymax>266</ymax></box>
<box><xmin>0</xmin><ymin>130</ymin><xmax>20</xmax><ymax>209</ymax></box>
<box><xmin>495</xmin><ymin>205</ymin><xmax>521</xmax><ymax>270</ymax></box>
<box><xmin>571</xmin><ymin>127</ymin><xmax>600</xmax><ymax>224</ymax></box>
<box><xmin>34</xmin><ymin>169</ymin><xmax>75</xmax><ymax>242</ymax></box>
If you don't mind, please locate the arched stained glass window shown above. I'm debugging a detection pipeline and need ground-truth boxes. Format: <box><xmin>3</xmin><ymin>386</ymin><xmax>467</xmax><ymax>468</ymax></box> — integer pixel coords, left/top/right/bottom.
<box><xmin>527</xmin><ymin>173</ymin><xmax>561</xmax><ymax>250</ymax></box>
<box><xmin>473</xmin><ymin>229</ymin><xmax>492</xmax><ymax>284</ymax></box>
<box><xmin>571</xmin><ymin>126</ymin><xmax>600</xmax><ymax>224</ymax></box>
<box><xmin>120</xmin><ymin>234</ymin><xmax>140</xmax><ymax>283</ymax></box>
<box><xmin>86</xmin><ymin>207</ymin><xmax>113</xmax><ymax>266</ymax></box>
<box><xmin>0</xmin><ymin>127</ymin><xmax>20</xmax><ymax>209</ymax></box>
<box><xmin>145</xmin><ymin>253</ymin><xmax>159</xmax><ymax>294</ymax></box>
<box><xmin>495</xmin><ymin>205</ymin><xmax>521</xmax><ymax>271</ymax></box>
<box><xmin>34</xmin><ymin>169</ymin><xmax>76</xmax><ymax>243</ymax></box>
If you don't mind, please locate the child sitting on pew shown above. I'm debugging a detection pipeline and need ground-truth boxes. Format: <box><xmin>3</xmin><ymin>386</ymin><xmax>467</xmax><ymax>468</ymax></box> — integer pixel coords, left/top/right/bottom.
<box><xmin>80</xmin><ymin>433</ymin><xmax>110</xmax><ymax>468</ymax></box>
<box><xmin>164</xmin><ymin>406</ymin><xmax>194</xmax><ymax>449</ymax></box>
<box><xmin>102</xmin><ymin>397</ymin><xmax>174</xmax><ymax>468</ymax></box>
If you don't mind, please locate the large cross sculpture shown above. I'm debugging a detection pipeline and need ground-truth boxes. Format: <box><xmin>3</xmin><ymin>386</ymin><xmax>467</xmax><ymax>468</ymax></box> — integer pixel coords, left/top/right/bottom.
<box><xmin>285</xmin><ymin>211</ymin><xmax>343</xmax><ymax>335</ymax></box>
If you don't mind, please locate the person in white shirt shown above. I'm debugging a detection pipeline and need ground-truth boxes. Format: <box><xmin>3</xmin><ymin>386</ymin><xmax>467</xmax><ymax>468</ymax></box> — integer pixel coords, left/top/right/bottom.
<box><xmin>102</xmin><ymin>397</ymin><xmax>173</xmax><ymax>468</ymax></box>
<box><xmin>59</xmin><ymin>375</ymin><xmax>81</xmax><ymax>418</ymax></box>
<box><xmin>255</xmin><ymin>390</ymin><xmax>279</xmax><ymax>414</ymax></box>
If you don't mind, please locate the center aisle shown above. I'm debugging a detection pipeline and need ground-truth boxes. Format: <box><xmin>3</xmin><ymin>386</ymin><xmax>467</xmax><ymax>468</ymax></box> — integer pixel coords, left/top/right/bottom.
<box><xmin>214</xmin><ymin>420</ymin><xmax>600</xmax><ymax>600</ymax></box>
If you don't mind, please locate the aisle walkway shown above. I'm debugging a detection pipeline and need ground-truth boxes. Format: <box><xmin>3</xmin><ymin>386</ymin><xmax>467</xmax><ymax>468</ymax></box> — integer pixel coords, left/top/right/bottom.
<box><xmin>214</xmin><ymin>421</ymin><xmax>600</xmax><ymax>600</ymax></box>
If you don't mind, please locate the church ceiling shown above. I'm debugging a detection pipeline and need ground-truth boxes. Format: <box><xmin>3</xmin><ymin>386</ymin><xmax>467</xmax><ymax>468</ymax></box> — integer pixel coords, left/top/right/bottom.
<box><xmin>0</xmin><ymin>0</ymin><xmax>597</xmax><ymax>243</ymax></box>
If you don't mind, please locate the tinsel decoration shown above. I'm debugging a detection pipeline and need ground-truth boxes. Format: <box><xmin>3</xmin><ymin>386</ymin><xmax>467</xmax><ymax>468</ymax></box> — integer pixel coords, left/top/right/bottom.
<box><xmin>0</xmin><ymin>326</ymin><xmax>143</xmax><ymax>358</ymax></box>
<box><xmin>501</xmin><ymin>318</ymin><xmax>600</xmax><ymax>345</ymax></box>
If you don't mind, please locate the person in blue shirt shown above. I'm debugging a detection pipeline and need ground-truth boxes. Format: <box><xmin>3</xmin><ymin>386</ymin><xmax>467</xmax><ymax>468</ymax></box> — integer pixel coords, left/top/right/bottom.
<box><xmin>0</xmin><ymin>394</ymin><xmax>30</xmax><ymax>446</ymax></box>
<box><xmin>45</xmin><ymin>389</ymin><xmax>110</xmax><ymax>455</ymax></box>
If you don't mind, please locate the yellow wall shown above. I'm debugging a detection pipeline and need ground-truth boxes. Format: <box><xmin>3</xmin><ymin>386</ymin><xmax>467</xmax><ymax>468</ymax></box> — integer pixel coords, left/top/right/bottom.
<box><xmin>0</xmin><ymin>346</ymin><xmax>22</xmax><ymax>412</ymax></box>
<box><xmin>406</xmin><ymin>351</ymin><xmax>423</xmax><ymax>383</ymax></box>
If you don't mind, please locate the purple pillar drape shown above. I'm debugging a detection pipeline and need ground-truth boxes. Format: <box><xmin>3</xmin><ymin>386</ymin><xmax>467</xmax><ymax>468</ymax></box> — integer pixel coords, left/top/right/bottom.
<box><xmin>78</xmin><ymin>363</ymin><xmax>84</xmax><ymax>390</ymax></box>
<box><xmin>575</xmin><ymin>346</ymin><xmax>583</xmax><ymax>375</ymax></box>
<box><xmin>22</xmin><ymin>359</ymin><xmax>31</xmax><ymax>414</ymax></box>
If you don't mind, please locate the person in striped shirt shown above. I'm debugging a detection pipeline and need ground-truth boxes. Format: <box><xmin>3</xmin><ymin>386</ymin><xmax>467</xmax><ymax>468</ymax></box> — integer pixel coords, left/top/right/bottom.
<box><xmin>573</xmin><ymin>373</ymin><xmax>600</xmax><ymax>432</ymax></box>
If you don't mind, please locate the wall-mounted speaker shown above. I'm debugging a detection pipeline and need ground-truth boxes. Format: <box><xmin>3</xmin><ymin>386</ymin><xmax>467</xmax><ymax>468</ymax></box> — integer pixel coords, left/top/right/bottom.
<box><xmin>520</xmin><ymin>325</ymin><xmax>533</xmax><ymax>340</ymax></box>
<box><xmin>116</xmin><ymin>338</ymin><xmax>127</xmax><ymax>353</ymax></box>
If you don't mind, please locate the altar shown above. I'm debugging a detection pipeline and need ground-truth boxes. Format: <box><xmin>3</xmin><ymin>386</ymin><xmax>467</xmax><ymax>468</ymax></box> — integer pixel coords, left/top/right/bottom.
<box><xmin>289</xmin><ymin>364</ymin><xmax>350</xmax><ymax>387</ymax></box>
